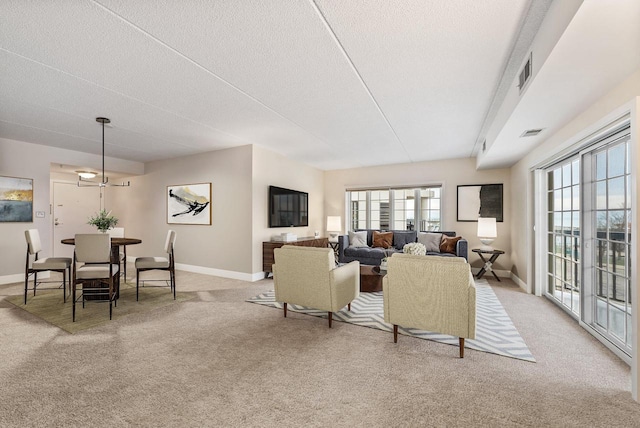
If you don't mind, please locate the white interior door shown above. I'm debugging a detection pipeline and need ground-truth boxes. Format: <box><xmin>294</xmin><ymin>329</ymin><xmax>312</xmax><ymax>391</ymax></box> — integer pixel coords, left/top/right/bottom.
<box><xmin>53</xmin><ymin>182</ymin><xmax>102</xmax><ymax>258</ymax></box>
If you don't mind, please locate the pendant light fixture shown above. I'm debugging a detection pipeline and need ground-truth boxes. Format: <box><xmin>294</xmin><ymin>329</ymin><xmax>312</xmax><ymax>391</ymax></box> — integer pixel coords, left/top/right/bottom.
<box><xmin>78</xmin><ymin>117</ymin><xmax>130</xmax><ymax>187</ymax></box>
<box><xmin>75</xmin><ymin>170</ymin><xmax>97</xmax><ymax>179</ymax></box>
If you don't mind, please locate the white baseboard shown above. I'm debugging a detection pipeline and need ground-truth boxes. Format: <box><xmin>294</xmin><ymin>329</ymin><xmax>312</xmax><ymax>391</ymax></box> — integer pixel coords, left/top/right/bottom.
<box><xmin>470</xmin><ymin>268</ymin><xmax>529</xmax><ymax>292</ymax></box>
<box><xmin>0</xmin><ymin>272</ymin><xmax>50</xmax><ymax>285</ymax></box>
<box><xmin>174</xmin><ymin>262</ymin><xmax>263</xmax><ymax>282</ymax></box>
<box><xmin>510</xmin><ymin>272</ymin><xmax>528</xmax><ymax>292</ymax></box>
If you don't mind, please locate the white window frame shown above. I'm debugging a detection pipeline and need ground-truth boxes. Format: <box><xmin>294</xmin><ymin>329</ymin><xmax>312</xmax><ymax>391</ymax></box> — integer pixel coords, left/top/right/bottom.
<box><xmin>346</xmin><ymin>184</ymin><xmax>444</xmax><ymax>232</ymax></box>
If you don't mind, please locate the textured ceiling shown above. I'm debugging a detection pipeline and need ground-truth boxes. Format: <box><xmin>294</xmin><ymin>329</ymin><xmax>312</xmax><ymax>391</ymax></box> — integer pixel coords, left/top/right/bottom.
<box><xmin>2</xmin><ymin>1</ymin><xmax>535</xmax><ymax>170</ymax></box>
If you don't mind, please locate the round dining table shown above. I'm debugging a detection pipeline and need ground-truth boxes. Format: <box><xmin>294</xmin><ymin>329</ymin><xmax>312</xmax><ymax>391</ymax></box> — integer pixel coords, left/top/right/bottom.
<box><xmin>61</xmin><ymin>237</ymin><xmax>142</xmax><ymax>247</ymax></box>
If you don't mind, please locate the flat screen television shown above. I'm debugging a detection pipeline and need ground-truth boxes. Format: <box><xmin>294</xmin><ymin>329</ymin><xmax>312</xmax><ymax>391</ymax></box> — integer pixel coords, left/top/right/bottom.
<box><xmin>269</xmin><ymin>185</ymin><xmax>308</xmax><ymax>228</ymax></box>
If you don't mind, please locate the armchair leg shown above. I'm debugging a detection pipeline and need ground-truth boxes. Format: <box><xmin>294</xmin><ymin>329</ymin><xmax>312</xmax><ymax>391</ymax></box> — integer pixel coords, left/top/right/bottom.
<box><xmin>348</xmin><ymin>303</ymin><xmax>351</xmax><ymax>311</ymax></box>
<box><xmin>283</xmin><ymin>302</ymin><xmax>287</xmax><ymax>318</ymax></box>
<box><xmin>459</xmin><ymin>338</ymin><xmax>465</xmax><ymax>358</ymax></box>
<box><xmin>393</xmin><ymin>325</ymin><xmax>398</xmax><ymax>343</ymax></box>
<box><xmin>328</xmin><ymin>312</ymin><xmax>332</xmax><ymax>328</ymax></box>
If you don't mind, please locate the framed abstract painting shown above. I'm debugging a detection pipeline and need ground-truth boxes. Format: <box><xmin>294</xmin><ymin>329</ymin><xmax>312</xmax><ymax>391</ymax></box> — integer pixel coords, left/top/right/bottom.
<box><xmin>457</xmin><ymin>183</ymin><xmax>503</xmax><ymax>222</ymax></box>
<box><xmin>167</xmin><ymin>183</ymin><xmax>212</xmax><ymax>225</ymax></box>
<box><xmin>0</xmin><ymin>176</ymin><xmax>33</xmax><ymax>222</ymax></box>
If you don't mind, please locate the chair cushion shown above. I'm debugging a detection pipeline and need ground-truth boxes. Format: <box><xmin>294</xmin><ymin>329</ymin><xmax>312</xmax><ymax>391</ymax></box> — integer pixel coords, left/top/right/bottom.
<box><xmin>76</xmin><ymin>264</ymin><xmax>119</xmax><ymax>279</ymax></box>
<box><xmin>135</xmin><ymin>257</ymin><xmax>170</xmax><ymax>269</ymax></box>
<box><xmin>25</xmin><ymin>229</ymin><xmax>43</xmax><ymax>254</ymax></box>
<box><xmin>75</xmin><ymin>234</ymin><xmax>111</xmax><ymax>263</ymax></box>
<box><xmin>33</xmin><ymin>257</ymin><xmax>72</xmax><ymax>270</ymax></box>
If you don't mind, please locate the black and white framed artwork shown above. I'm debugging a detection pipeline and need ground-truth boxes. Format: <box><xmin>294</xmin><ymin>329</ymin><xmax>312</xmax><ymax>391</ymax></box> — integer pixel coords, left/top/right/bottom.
<box><xmin>167</xmin><ymin>182</ymin><xmax>212</xmax><ymax>225</ymax></box>
<box><xmin>457</xmin><ymin>184</ymin><xmax>503</xmax><ymax>222</ymax></box>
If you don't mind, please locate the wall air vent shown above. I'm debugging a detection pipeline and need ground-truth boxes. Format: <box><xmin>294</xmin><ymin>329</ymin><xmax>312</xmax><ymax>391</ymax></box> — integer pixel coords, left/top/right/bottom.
<box><xmin>518</xmin><ymin>53</ymin><xmax>532</xmax><ymax>93</ymax></box>
<box><xmin>520</xmin><ymin>128</ymin><xmax>543</xmax><ymax>138</ymax></box>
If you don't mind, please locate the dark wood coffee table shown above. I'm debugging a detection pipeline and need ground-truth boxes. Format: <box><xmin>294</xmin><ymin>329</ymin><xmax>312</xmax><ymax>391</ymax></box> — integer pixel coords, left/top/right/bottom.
<box><xmin>360</xmin><ymin>265</ymin><xmax>386</xmax><ymax>292</ymax></box>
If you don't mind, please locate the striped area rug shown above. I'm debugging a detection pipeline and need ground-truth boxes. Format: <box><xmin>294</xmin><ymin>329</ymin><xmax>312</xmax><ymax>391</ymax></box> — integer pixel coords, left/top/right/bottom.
<box><xmin>247</xmin><ymin>280</ymin><xmax>535</xmax><ymax>362</ymax></box>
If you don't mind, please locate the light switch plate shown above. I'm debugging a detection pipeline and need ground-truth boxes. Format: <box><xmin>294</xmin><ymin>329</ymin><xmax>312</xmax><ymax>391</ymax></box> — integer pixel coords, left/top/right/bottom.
<box><xmin>36</xmin><ymin>211</ymin><xmax>45</xmax><ymax>218</ymax></box>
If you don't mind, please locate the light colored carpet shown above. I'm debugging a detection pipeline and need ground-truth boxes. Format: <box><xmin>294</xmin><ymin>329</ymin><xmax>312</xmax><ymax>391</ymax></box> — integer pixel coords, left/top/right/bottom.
<box><xmin>247</xmin><ymin>280</ymin><xmax>535</xmax><ymax>362</ymax></box>
<box><xmin>0</xmin><ymin>271</ymin><xmax>638</xmax><ymax>427</ymax></box>
<box><xmin>7</xmin><ymin>281</ymin><xmax>194</xmax><ymax>333</ymax></box>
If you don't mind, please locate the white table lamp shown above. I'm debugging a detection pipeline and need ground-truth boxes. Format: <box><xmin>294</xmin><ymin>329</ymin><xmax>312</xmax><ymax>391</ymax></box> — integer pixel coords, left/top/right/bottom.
<box><xmin>327</xmin><ymin>216</ymin><xmax>342</xmax><ymax>242</ymax></box>
<box><xmin>477</xmin><ymin>217</ymin><xmax>497</xmax><ymax>251</ymax></box>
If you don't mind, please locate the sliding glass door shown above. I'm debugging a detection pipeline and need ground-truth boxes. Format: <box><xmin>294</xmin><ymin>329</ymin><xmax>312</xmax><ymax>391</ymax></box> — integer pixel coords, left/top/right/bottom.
<box><xmin>587</xmin><ymin>135</ymin><xmax>632</xmax><ymax>353</ymax></box>
<box><xmin>542</xmin><ymin>127</ymin><xmax>632</xmax><ymax>357</ymax></box>
<box><xmin>546</xmin><ymin>158</ymin><xmax>581</xmax><ymax>316</ymax></box>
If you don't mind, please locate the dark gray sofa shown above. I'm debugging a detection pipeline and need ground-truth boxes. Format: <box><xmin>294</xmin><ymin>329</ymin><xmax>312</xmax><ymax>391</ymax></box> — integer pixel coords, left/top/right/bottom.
<box><xmin>338</xmin><ymin>230</ymin><xmax>468</xmax><ymax>266</ymax></box>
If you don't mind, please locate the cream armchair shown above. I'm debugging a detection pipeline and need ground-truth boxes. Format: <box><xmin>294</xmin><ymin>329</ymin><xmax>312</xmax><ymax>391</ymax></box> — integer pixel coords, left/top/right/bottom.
<box><xmin>383</xmin><ymin>253</ymin><xmax>476</xmax><ymax>358</ymax></box>
<box><xmin>273</xmin><ymin>246</ymin><xmax>360</xmax><ymax>328</ymax></box>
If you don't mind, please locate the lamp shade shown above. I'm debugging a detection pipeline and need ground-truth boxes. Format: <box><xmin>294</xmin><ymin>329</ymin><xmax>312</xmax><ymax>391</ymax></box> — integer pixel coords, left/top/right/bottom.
<box><xmin>327</xmin><ymin>216</ymin><xmax>342</xmax><ymax>232</ymax></box>
<box><xmin>477</xmin><ymin>217</ymin><xmax>497</xmax><ymax>238</ymax></box>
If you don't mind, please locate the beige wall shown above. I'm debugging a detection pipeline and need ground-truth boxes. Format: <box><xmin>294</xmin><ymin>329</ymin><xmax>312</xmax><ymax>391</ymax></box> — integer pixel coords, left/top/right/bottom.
<box><xmin>1</xmin><ymin>139</ymin><xmax>323</xmax><ymax>282</ymax></box>
<box><xmin>112</xmin><ymin>145</ymin><xmax>254</xmax><ymax>277</ymax></box>
<box><xmin>0</xmin><ymin>137</ymin><xmax>142</xmax><ymax>282</ymax></box>
<box><xmin>323</xmin><ymin>158</ymin><xmax>511</xmax><ymax>274</ymax></box>
<box><xmin>251</xmin><ymin>145</ymin><xmax>324</xmax><ymax>275</ymax></box>
<box><xmin>0</xmin><ymin>139</ymin><xmax>53</xmax><ymax>279</ymax></box>
<box><xmin>510</xmin><ymin>68</ymin><xmax>640</xmax><ymax>290</ymax></box>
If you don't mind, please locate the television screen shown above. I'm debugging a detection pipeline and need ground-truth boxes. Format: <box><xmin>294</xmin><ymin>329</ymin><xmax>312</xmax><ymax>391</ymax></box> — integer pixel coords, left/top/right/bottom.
<box><xmin>269</xmin><ymin>186</ymin><xmax>308</xmax><ymax>227</ymax></box>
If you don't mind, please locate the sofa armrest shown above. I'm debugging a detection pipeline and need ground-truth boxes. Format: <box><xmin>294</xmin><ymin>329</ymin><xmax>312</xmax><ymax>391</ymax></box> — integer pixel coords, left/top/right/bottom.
<box><xmin>456</xmin><ymin>238</ymin><xmax>468</xmax><ymax>261</ymax></box>
<box><xmin>338</xmin><ymin>234</ymin><xmax>349</xmax><ymax>263</ymax></box>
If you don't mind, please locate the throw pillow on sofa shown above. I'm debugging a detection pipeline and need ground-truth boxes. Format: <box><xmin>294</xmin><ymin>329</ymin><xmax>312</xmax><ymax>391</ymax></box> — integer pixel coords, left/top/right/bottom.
<box><xmin>440</xmin><ymin>235</ymin><xmax>462</xmax><ymax>254</ymax></box>
<box><xmin>349</xmin><ymin>230</ymin><xmax>369</xmax><ymax>248</ymax></box>
<box><xmin>373</xmin><ymin>231</ymin><xmax>393</xmax><ymax>249</ymax></box>
<box><xmin>418</xmin><ymin>232</ymin><xmax>442</xmax><ymax>252</ymax></box>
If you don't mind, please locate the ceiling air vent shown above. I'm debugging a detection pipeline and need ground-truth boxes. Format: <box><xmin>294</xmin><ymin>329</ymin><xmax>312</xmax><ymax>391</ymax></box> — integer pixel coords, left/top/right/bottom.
<box><xmin>520</xmin><ymin>128</ymin><xmax>543</xmax><ymax>138</ymax></box>
<box><xmin>518</xmin><ymin>53</ymin><xmax>532</xmax><ymax>93</ymax></box>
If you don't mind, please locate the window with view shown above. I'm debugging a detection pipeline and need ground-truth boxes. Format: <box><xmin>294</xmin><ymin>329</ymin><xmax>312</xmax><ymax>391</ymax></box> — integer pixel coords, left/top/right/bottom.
<box><xmin>347</xmin><ymin>186</ymin><xmax>442</xmax><ymax>232</ymax></box>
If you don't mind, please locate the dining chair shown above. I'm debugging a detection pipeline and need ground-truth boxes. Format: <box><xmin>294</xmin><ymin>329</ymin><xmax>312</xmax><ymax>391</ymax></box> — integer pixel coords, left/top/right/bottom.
<box><xmin>109</xmin><ymin>227</ymin><xmax>127</xmax><ymax>279</ymax></box>
<box><xmin>135</xmin><ymin>230</ymin><xmax>176</xmax><ymax>301</ymax></box>
<box><xmin>24</xmin><ymin>229</ymin><xmax>72</xmax><ymax>304</ymax></box>
<box><xmin>72</xmin><ymin>233</ymin><xmax>120</xmax><ymax>322</ymax></box>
